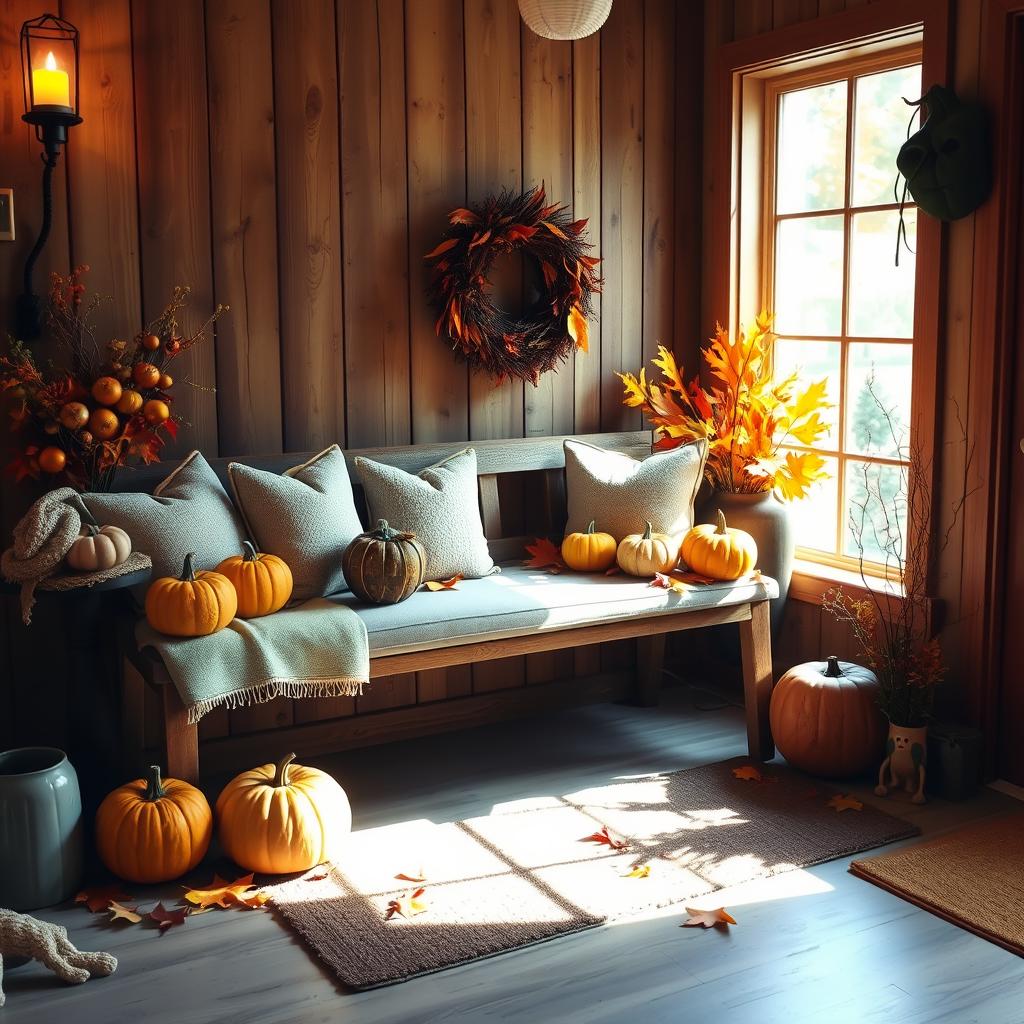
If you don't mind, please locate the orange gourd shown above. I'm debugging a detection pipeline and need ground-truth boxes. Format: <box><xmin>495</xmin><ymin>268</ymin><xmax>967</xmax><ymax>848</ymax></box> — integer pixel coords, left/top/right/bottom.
<box><xmin>216</xmin><ymin>541</ymin><xmax>293</xmax><ymax>618</ymax></box>
<box><xmin>680</xmin><ymin>509</ymin><xmax>758</xmax><ymax>580</ymax></box>
<box><xmin>216</xmin><ymin>753</ymin><xmax>351</xmax><ymax>874</ymax></box>
<box><xmin>561</xmin><ymin>520</ymin><xmax>617</xmax><ymax>572</ymax></box>
<box><xmin>95</xmin><ymin>765</ymin><xmax>213</xmax><ymax>883</ymax></box>
<box><xmin>769</xmin><ymin>656</ymin><xmax>887</xmax><ymax>778</ymax></box>
<box><xmin>616</xmin><ymin>522</ymin><xmax>678</xmax><ymax>576</ymax></box>
<box><xmin>145</xmin><ymin>553</ymin><xmax>237</xmax><ymax>636</ymax></box>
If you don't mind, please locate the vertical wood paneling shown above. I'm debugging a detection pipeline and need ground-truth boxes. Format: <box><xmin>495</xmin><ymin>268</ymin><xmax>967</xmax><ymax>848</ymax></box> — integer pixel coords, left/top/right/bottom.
<box><xmin>406</xmin><ymin>0</ymin><xmax>469</xmax><ymax>444</ymax></box>
<box><xmin>464</xmin><ymin>0</ymin><xmax>523</xmax><ymax>442</ymax></box>
<box><xmin>340</xmin><ymin>0</ymin><xmax>411</xmax><ymax>449</ymax></box>
<box><xmin>599</xmin><ymin>0</ymin><xmax>644</xmax><ymax>430</ymax></box>
<box><xmin>132</xmin><ymin>0</ymin><xmax>218</xmax><ymax>456</ymax></box>
<box><xmin>205</xmin><ymin>0</ymin><xmax>283</xmax><ymax>457</ymax></box>
<box><xmin>271</xmin><ymin>0</ymin><xmax>345</xmax><ymax>452</ymax></box>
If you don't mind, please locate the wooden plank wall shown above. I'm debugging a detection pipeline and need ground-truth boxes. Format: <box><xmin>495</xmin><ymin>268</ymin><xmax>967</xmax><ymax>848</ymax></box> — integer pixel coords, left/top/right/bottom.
<box><xmin>0</xmin><ymin>0</ymin><xmax>699</xmax><ymax>752</ymax></box>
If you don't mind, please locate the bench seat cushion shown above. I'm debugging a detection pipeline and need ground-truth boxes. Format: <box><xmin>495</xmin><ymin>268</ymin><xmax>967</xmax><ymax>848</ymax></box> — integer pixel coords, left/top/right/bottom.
<box><xmin>335</xmin><ymin>563</ymin><xmax>779</xmax><ymax>656</ymax></box>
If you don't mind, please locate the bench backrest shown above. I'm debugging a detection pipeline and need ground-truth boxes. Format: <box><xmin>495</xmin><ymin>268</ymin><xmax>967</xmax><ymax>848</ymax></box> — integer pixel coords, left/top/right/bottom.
<box><xmin>112</xmin><ymin>431</ymin><xmax>655</xmax><ymax>560</ymax></box>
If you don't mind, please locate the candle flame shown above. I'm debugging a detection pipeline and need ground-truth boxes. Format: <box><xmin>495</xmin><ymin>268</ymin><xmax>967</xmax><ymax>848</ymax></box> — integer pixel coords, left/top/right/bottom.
<box><xmin>44</xmin><ymin>51</ymin><xmax>57</xmax><ymax>71</ymax></box>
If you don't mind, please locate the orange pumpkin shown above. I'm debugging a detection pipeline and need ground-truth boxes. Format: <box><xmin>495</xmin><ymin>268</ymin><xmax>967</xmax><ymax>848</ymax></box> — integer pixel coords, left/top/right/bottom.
<box><xmin>561</xmin><ymin>520</ymin><xmax>617</xmax><ymax>572</ymax></box>
<box><xmin>38</xmin><ymin>446</ymin><xmax>66</xmax><ymax>474</ymax></box>
<box><xmin>145</xmin><ymin>553</ymin><xmax>237</xmax><ymax>636</ymax></box>
<box><xmin>116</xmin><ymin>388</ymin><xmax>144</xmax><ymax>415</ymax></box>
<box><xmin>216</xmin><ymin>753</ymin><xmax>351</xmax><ymax>874</ymax></box>
<box><xmin>133</xmin><ymin>362</ymin><xmax>161</xmax><ymax>388</ymax></box>
<box><xmin>89</xmin><ymin>408</ymin><xmax>120</xmax><ymax>440</ymax></box>
<box><xmin>769</xmin><ymin>656</ymin><xmax>886</xmax><ymax>778</ymax></box>
<box><xmin>143</xmin><ymin>399</ymin><xmax>170</xmax><ymax>424</ymax></box>
<box><xmin>95</xmin><ymin>765</ymin><xmax>213</xmax><ymax>883</ymax></box>
<box><xmin>216</xmin><ymin>541</ymin><xmax>293</xmax><ymax>618</ymax></box>
<box><xmin>91</xmin><ymin>375</ymin><xmax>123</xmax><ymax>407</ymax></box>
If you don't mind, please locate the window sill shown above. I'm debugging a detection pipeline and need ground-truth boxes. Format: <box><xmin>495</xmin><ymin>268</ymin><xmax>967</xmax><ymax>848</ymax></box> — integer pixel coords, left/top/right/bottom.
<box><xmin>790</xmin><ymin>558</ymin><xmax>905</xmax><ymax>606</ymax></box>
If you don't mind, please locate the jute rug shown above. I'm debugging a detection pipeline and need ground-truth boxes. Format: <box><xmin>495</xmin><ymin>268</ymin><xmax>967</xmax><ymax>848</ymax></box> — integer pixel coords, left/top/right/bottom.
<box><xmin>271</xmin><ymin>757</ymin><xmax>917</xmax><ymax>990</ymax></box>
<box><xmin>851</xmin><ymin>814</ymin><xmax>1024</xmax><ymax>956</ymax></box>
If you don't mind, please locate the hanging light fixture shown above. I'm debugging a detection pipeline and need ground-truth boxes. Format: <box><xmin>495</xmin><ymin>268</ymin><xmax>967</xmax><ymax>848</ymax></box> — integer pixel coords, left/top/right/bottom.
<box><xmin>518</xmin><ymin>0</ymin><xmax>613</xmax><ymax>40</ymax></box>
<box><xmin>17</xmin><ymin>13</ymin><xmax>83</xmax><ymax>341</ymax></box>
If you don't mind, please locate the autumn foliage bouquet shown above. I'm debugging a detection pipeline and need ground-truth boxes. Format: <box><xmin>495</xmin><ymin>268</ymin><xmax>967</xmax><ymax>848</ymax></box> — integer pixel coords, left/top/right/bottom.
<box><xmin>619</xmin><ymin>312</ymin><xmax>831</xmax><ymax>499</ymax></box>
<box><xmin>1</xmin><ymin>267</ymin><xmax>227</xmax><ymax>491</ymax></box>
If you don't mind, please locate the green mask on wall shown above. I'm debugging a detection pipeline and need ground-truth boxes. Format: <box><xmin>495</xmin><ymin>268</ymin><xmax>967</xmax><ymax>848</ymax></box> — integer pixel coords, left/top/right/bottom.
<box><xmin>896</xmin><ymin>84</ymin><xmax>991</xmax><ymax>221</ymax></box>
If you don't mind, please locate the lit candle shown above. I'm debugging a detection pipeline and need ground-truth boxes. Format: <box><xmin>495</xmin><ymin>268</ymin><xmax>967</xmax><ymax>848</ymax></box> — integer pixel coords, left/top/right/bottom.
<box><xmin>32</xmin><ymin>51</ymin><xmax>70</xmax><ymax>108</ymax></box>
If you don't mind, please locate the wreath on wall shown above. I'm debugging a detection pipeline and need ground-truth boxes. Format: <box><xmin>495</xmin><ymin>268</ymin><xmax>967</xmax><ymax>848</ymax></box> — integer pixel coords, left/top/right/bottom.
<box><xmin>424</xmin><ymin>187</ymin><xmax>601</xmax><ymax>385</ymax></box>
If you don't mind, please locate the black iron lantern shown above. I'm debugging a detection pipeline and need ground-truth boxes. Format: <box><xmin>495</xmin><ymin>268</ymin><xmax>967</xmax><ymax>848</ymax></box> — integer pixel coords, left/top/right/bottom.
<box><xmin>17</xmin><ymin>13</ymin><xmax>83</xmax><ymax>341</ymax></box>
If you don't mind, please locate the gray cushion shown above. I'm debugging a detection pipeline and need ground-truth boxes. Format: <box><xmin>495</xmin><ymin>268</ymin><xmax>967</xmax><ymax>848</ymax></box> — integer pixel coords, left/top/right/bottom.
<box><xmin>334</xmin><ymin>562</ymin><xmax>778</xmax><ymax>655</ymax></box>
<box><xmin>229</xmin><ymin>445</ymin><xmax>363</xmax><ymax>601</ymax></box>
<box><xmin>82</xmin><ymin>450</ymin><xmax>246</xmax><ymax>581</ymax></box>
<box><xmin>564</xmin><ymin>438</ymin><xmax>707</xmax><ymax>541</ymax></box>
<box><xmin>354</xmin><ymin>447</ymin><xmax>493</xmax><ymax>582</ymax></box>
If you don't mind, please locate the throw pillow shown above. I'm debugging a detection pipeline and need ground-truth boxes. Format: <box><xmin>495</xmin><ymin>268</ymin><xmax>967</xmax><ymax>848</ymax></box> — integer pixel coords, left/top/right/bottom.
<box><xmin>228</xmin><ymin>445</ymin><xmax>363</xmax><ymax>601</ymax></box>
<box><xmin>82</xmin><ymin>450</ymin><xmax>246</xmax><ymax>581</ymax></box>
<box><xmin>354</xmin><ymin>447</ymin><xmax>493</xmax><ymax>582</ymax></box>
<box><xmin>563</xmin><ymin>437</ymin><xmax>707</xmax><ymax>541</ymax></box>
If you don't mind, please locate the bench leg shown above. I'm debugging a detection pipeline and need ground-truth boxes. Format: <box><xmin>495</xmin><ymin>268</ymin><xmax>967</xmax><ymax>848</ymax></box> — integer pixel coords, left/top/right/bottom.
<box><xmin>162</xmin><ymin>683</ymin><xmax>200</xmax><ymax>785</ymax></box>
<box><xmin>739</xmin><ymin>599</ymin><xmax>774</xmax><ymax>761</ymax></box>
<box><xmin>635</xmin><ymin>634</ymin><xmax>666</xmax><ymax>706</ymax></box>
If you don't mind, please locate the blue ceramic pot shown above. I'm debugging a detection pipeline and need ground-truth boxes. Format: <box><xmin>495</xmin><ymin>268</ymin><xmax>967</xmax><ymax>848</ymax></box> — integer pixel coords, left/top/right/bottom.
<box><xmin>0</xmin><ymin>747</ymin><xmax>82</xmax><ymax>910</ymax></box>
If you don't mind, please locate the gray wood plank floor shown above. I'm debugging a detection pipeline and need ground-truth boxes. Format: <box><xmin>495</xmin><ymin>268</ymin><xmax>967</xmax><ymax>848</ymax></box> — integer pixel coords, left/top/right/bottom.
<box><xmin>5</xmin><ymin>687</ymin><xmax>1024</xmax><ymax>1024</ymax></box>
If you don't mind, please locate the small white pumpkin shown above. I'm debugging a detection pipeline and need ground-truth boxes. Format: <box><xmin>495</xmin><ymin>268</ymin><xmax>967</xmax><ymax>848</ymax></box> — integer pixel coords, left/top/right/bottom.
<box><xmin>67</xmin><ymin>523</ymin><xmax>132</xmax><ymax>572</ymax></box>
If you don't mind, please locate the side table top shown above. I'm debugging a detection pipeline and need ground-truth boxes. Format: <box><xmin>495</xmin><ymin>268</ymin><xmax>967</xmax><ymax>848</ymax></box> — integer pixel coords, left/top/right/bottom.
<box><xmin>0</xmin><ymin>551</ymin><xmax>152</xmax><ymax>597</ymax></box>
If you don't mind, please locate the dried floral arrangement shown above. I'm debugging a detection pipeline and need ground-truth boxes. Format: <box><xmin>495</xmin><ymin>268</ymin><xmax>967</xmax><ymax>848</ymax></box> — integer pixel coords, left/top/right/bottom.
<box><xmin>424</xmin><ymin>186</ymin><xmax>600</xmax><ymax>385</ymax></box>
<box><xmin>823</xmin><ymin>379</ymin><xmax>972</xmax><ymax>726</ymax></box>
<box><xmin>619</xmin><ymin>312</ymin><xmax>832</xmax><ymax>499</ymax></box>
<box><xmin>1</xmin><ymin>266</ymin><xmax>227</xmax><ymax>491</ymax></box>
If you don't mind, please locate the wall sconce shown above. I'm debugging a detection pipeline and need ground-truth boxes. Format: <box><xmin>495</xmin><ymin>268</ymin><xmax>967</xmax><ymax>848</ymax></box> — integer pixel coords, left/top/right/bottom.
<box><xmin>17</xmin><ymin>13</ymin><xmax>82</xmax><ymax>341</ymax></box>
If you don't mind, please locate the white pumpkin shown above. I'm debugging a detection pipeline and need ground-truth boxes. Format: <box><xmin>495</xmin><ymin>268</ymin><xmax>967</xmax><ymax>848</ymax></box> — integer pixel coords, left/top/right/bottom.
<box><xmin>67</xmin><ymin>523</ymin><xmax>132</xmax><ymax>572</ymax></box>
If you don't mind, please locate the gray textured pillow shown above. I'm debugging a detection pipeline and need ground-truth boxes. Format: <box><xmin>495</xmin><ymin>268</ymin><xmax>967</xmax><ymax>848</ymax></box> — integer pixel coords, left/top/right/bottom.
<box><xmin>228</xmin><ymin>445</ymin><xmax>363</xmax><ymax>601</ymax></box>
<box><xmin>83</xmin><ymin>450</ymin><xmax>246</xmax><ymax>581</ymax></box>
<box><xmin>354</xmin><ymin>447</ymin><xmax>493</xmax><ymax>582</ymax></box>
<box><xmin>564</xmin><ymin>438</ymin><xmax>708</xmax><ymax>541</ymax></box>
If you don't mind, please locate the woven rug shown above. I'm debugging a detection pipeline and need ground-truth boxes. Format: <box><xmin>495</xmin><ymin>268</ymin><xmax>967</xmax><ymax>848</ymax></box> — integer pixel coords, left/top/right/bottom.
<box><xmin>851</xmin><ymin>814</ymin><xmax>1024</xmax><ymax>956</ymax></box>
<box><xmin>271</xmin><ymin>756</ymin><xmax>917</xmax><ymax>990</ymax></box>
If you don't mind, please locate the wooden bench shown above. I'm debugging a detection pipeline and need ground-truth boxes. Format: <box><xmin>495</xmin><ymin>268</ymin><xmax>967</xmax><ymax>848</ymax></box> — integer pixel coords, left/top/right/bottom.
<box><xmin>120</xmin><ymin>431</ymin><xmax>776</xmax><ymax>783</ymax></box>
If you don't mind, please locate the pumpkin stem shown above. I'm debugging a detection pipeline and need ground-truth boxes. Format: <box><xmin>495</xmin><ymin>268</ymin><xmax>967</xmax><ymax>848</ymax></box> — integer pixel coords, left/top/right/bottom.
<box><xmin>371</xmin><ymin>518</ymin><xmax>403</xmax><ymax>542</ymax></box>
<box><xmin>715</xmin><ymin>509</ymin><xmax>728</xmax><ymax>535</ymax></box>
<box><xmin>642</xmin><ymin>522</ymin><xmax>653</xmax><ymax>540</ymax></box>
<box><xmin>242</xmin><ymin>540</ymin><xmax>260</xmax><ymax>561</ymax></box>
<box><xmin>82</xmin><ymin>523</ymin><xmax>99</xmax><ymax>538</ymax></box>
<box><xmin>585</xmin><ymin>520</ymin><xmax>596</xmax><ymax>534</ymax></box>
<box><xmin>180</xmin><ymin>552</ymin><xmax>197</xmax><ymax>582</ymax></box>
<box><xmin>824</xmin><ymin>655</ymin><xmax>843</xmax><ymax>677</ymax></box>
<box><xmin>273</xmin><ymin>752</ymin><xmax>297</xmax><ymax>788</ymax></box>
<box><xmin>143</xmin><ymin>765</ymin><xmax>166</xmax><ymax>801</ymax></box>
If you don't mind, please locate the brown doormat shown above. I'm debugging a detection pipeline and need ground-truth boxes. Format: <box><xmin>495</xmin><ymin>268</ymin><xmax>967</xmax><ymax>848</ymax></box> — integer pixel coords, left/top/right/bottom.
<box><xmin>271</xmin><ymin>756</ymin><xmax>916</xmax><ymax>990</ymax></box>
<box><xmin>851</xmin><ymin>814</ymin><xmax>1024</xmax><ymax>956</ymax></box>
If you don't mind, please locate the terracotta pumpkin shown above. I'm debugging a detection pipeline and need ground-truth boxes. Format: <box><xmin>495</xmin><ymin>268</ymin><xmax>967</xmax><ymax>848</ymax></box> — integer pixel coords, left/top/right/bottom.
<box><xmin>561</xmin><ymin>520</ymin><xmax>616</xmax><ymax>572</ymax></box>
<box><xmin>770</xmin><ymin>655</ymin><xmax>886</xmax><ymax>778</ymax></box>
<box><xmin>145</xmin><ymin>553</ymin><xmax>237</xmax><ymax>637</ymax></box>
<box><xmin>616</xmin><ymin>522</ymin><xmax>678</xmax><ymax>576</ymax></box>
<box><xmin>681</xmin><ymin>509</ymin><xmax>758</xmax><ymax>580</ymax></box>
<box><xmin>216</xmin><ymin>541</ymin><xmax>293</xmax><ymax>618</ymax></box>
<box><xmin>67</xmin><ymin>522</ymin><xmax>132</xmax><ymax>572</ymax></box>
<box><xmin>342</xmin><ymin>519</ymin><xmax>426</xmax><ymax>604</ymax></box>
<box><xmin>95</xmin><ymin>765</ymin><xmax>213</xmax><ymax>883</ymax></box>
<box><xmin>216</xmin><ymin>752</ymin><xmax>352</xmax><ymax>874</ymax></box>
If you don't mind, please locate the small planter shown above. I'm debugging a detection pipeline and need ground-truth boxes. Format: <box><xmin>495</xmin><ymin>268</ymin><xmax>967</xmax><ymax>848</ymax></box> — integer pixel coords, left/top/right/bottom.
<box><xmin>0</xmin><ymin>747</ymin><xmax>82</xmax><ymax>910</ymax></box>
<box><xmin>875</xmin><ymin>723</ymin><xmax>928</xmax><ymax>804</ymax></box>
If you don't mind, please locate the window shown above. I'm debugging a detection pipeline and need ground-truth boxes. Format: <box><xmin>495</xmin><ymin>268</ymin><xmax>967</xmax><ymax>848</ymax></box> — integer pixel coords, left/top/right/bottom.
<box><xmin>763</xmin><ymin>50</ymin><xmax>922</xmax><ymax>577</ymax></box>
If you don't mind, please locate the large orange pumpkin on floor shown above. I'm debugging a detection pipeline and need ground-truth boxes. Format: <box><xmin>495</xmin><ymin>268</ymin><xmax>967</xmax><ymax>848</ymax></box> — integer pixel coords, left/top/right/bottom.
<box><xmin>769</xmin><ymin>655</ymin><xmax>886</xmax><ymax>778</ymax></box>
<box><xmin>95</xmin><ymin>766</ymin><xmax>213</xmax><ymax>883</ymax></box>
<box><xmin>216</xmin><ymin>753</ymin><xmax>352</xmax><ymax>874</ymax></box>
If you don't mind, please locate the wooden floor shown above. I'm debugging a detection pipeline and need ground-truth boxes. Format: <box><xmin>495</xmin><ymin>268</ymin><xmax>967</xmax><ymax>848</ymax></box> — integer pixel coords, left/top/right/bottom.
<box><xmin>5</xmin><ymin>686</ymin><xmax>1024</xmax><ymax>1024</ymax></box>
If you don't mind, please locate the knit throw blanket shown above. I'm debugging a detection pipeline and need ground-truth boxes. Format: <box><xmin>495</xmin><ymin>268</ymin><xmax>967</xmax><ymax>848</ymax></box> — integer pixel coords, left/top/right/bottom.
<box><xmin>137</xmin><ymin>598</ymin><xmax>369</xmax><ymax>723</ymax></box>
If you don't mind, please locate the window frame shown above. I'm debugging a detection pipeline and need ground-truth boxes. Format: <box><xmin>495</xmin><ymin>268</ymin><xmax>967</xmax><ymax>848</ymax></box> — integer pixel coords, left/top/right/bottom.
<box><xmin>761</xmin><ymin>45</ymin><xmax>923</xmax><ymax>578</ymax></box>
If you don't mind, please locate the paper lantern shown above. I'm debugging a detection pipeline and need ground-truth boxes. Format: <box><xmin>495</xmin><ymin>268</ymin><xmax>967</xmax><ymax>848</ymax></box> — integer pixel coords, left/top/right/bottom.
<box><xmin>518</xmin><ymin>0</ymin><xmax>612</xmax><ymax>40</ymax></box>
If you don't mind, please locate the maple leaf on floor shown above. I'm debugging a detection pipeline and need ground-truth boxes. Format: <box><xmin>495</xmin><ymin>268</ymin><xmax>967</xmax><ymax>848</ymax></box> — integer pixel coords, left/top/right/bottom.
<box><xmin>424</xmin><ymin>574</ymin><xmax>463</xmax><ymax>591</ymax></box>
<box><xmin>732</xmin><ymin>765</ymin><xmax>764</xmax><ymax>782</ymax></box>
<box><xmin>106</xmin><ymin>901</ymin><xmax>142</xmax><ymax>924</ymax></box>
<box><xmin>827</xmin><ymin>793</ymin><xmax>864</xmax><ymax>813</ymax></box>
<box><xmin>523</xmin><ymin>538</ymin><xmax>565</xmax><ymax>573</ymax></box>
<box><xmin>149</xmin><ymin>902</ymin><xmax>187</xmax><ymax>933</ymax></box>
<box><xmin>682</xmin><ymin>907</ymin><xmax>737</xmax><ymax>929</ymax></box>
<box><xmin>385</xmin><ymin>887</ymin><xmax>429</xmax><ymax>921</ymax></box>
<box><xmin>75</xmin><ymin>885</ymin><xmax>130</xmax><ymax>913</ymax></box>
<box><xmin>183</xmin><ymin>873</ymin><xmax>264</xmax><ymax>909</ymax></box>
<box><xmin>306</xmin><ymin>865</ymin><xmax>332</xmax><ymax>882</ymax></box>
<box><xmin>580</xmin><ymin>825</ymin><xmax>629</xmax><ymax>851</ymax></box>
<box><xmin>395</xmin><ymin>869</ymin><xmax>427</xmax><ymax>883</ymax></box>
<box><xmin>624</xmin><ymin>865</ymin><xmax>651</xmax><ymax>879</ymax></box>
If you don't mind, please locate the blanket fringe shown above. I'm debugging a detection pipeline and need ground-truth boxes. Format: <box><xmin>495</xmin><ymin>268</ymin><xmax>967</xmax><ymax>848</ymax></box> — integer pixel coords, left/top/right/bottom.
<box><xmin>186</xmin><ymin>677</ymin><xmax>365</xmax><ymax>724</ymax></box>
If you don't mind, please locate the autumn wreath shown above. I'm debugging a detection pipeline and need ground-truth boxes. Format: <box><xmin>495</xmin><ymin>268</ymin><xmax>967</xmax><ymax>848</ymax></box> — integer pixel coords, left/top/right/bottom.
<box><xmin>424</xmin><ymin>187</ymin><xmax>600</xmax><ymax>385</ymax></box>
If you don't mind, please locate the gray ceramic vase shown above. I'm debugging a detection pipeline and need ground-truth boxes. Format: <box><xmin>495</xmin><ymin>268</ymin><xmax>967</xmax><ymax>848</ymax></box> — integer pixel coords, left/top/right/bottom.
<box><xmin>0</xmin><ymin>748</ymin><xmax>83</xmax><ymax>910</ymax></box>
